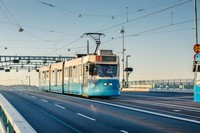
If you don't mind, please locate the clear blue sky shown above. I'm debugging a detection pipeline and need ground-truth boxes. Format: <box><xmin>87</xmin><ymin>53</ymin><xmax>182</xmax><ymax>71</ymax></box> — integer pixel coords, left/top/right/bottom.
<box><xmin>0</xmin><ymin>0</ymin><xmax>199</xmax><ymax>85</ymax></box>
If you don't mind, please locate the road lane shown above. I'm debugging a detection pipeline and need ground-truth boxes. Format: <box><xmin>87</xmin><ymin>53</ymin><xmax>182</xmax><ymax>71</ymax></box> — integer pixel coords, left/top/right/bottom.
<box><xmin>1</xmin><ymin>91</ymin><xmax>81</xmax><ymax>133</ymax></box>
<box><xmin>1</xmin><ymin>90</ymin><xmax>200</xmax><ymax>133</ymax></box>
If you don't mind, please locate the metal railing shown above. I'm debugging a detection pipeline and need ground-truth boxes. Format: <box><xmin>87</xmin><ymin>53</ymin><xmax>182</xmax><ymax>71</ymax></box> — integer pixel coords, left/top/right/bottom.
<box><xmin>127</xmin><ymin>79</ymin><xmax>194</xmax><ymax>90</ymax></box>
<box><xmin>0</xmin><ymin>94</ymin><xmax>36</xmax><ymax>133</ymax></box>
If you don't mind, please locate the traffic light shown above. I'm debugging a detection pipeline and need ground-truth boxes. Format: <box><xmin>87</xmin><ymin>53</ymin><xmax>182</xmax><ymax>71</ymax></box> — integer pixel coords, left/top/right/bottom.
<box><xmin>124</xmin><ymin>67</ymin><xmax>133</xmax><ymax>73</ymax></box>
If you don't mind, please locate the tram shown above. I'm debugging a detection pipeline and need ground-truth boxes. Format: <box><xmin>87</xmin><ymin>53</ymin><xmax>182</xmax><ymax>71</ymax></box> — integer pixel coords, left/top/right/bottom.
<box><xmin>39</xmin><ymin>50</ymin><xmax>120</xmax><ymax>97</ymax></box>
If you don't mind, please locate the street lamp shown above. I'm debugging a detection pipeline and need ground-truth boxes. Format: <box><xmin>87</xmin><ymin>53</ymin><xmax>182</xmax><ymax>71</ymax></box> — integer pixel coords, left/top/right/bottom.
<box><xmin>19</xmin><ymin>27</ymin><xmax>24</xmax><ymax>32</ymax></box>
<box><xmin>119</xmin><ymin>26</ymin><xmax>125</xmax><ymax>88</ymax></box>
<box><xmin>126</xmin><ymin>55</ymin><xmax>131</xmax><ymax>87</ymax></box>
<box><xmin>21</xmin><ymin>80</ymin><xmax>23</xmax><ymax>90</ymax></box>
<box><xmin>26</xmin><ymin>75</ymin><xmax>31</xmax><ymax>90</ymax></box>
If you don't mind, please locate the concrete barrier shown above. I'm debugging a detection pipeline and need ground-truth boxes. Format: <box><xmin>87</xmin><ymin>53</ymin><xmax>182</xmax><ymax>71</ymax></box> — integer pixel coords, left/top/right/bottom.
<box><xmin>0</xmin><ymin>94</ymin><xmax>36</xmax><ymax>133</ymax></box>
<box><xmin>121</xmin><ymin>85</ymin><xmax>152</xmax><ymax>92</ymax></box>
<box><xmin>121</xmin><ymin>88</ymin><xmax>150</xmax><ymax>92</ymax></box>
<box><xmin>150</xmin><ymin>88</ymin><xmax>193</xmax><ymax>93</ymax></box>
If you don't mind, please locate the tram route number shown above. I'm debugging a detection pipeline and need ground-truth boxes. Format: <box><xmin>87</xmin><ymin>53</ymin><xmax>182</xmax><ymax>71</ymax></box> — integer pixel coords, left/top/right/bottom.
<box><xmin>96</xmin><ymin>56</ymin><xmax>102</xmax><ymax>61</ymax></box>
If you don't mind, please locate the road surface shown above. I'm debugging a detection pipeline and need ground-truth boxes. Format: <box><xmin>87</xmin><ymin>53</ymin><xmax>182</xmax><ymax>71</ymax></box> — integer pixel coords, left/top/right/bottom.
<box><xmin>1</xmin><ymin>90</ymin><xmax>200</xmax><ymax>133</ymax></box>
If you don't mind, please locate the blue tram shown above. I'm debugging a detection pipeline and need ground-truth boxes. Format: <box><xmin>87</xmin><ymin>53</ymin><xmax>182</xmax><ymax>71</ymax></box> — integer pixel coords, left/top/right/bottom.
<box><xmin>39</xmin><ymin>50</ymin><xmax>120</xmax><ymax>97</ymax></box>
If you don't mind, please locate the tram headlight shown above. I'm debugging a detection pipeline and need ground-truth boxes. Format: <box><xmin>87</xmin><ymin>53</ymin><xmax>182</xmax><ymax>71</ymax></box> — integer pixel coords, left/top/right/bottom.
<box><xmin>90</xmin><ymin>83</ymin><xmax>96</xmax><ymax>88</ymax></box>
<box><xmin>109</xmin><ymin>82</ymin><xmax>113</xmax><ymax>86</ymax></box>
<box><xmin>103</xmin><ymin>83</ymin><xmax>108</xmax><ymax>86</ymax></box>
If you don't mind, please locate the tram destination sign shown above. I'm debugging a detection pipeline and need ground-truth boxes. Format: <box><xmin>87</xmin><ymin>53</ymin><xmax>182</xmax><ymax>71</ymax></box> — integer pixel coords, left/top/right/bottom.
<box><xmin>96</xmin><ymin>56</ymin><xmax>116</xmax><ymax>62</ymax></box>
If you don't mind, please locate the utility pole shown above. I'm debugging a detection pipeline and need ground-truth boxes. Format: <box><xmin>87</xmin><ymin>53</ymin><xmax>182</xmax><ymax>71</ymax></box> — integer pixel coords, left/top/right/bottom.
<box><xmin>126</xmin><ymin>55</ymin><xmax>131</xmax><ymax>87</ymax></box>
<box><xmin>194</xmin><ymin>0</ymin><xmax>200</xmax><ymax>102</ymax></box>
<box><xmin>87</xmin><ymin>40</ymin><xmax>89</xmax><ymax>54</ymax></box>
<box><xmin>21</xmin><ymin>80</ymin><xmax>23</xmax><ymax>90</ymax></box>
<box><xmin>194</xmin><ymin>0</ymin><xmax>198</xmax><ymax>44</ymax></box>
<box><xmin>26</xmin><ymin>75</ymin><xmax>31</xmax><ymax>90</ymax></box>
<box><xmin>29</xmin><ymin>75</ymin><xmax>31</xmax><ymax>90</ymax></box>
<box><xmin>194</xmin><ymin>0</ymin><xmax>199</xmax><ymax>86</ymax></box>
<box><xmin>120</xmin><ymin>26</ymin><xmax>125</xmax><ymax>88</ymax></box>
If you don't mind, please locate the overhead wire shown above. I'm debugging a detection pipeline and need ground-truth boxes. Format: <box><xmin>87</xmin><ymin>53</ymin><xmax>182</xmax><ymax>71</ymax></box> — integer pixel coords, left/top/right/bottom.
<box><xmin>0</xmin><ymin>4</ymin><xmax>14</xmax><ymax>24</ymax></box>
<box><xmin>87</xmin><ymin>18</ymin><xmax>198</xmax><ymax>52</ymax></box>
<box><xmin>114</xmin><ymin>0</ymin><xmax>183</xmax><ymax>18</ymax></box>
<box><xmin>35</xmin><ymin>0</ymin><xmax>113</xmax><ymax>18</ymax></box>
<box><xmin>0</xmin><ymin>0</ymin><xmax>22</xmax><ymax>28</ymax></box>
<box><xmin>0</xmin><ymin>20</ymin><xmax>79</xmax><ymax>37</ymax></box>
<box><xmin>44</xmin><ymin>37</ymin><xmax>83</xmax><ymax>56</ymax></box>
<box><xmin>97</xmin><ymin>0</ymin><xmax>192</xmax><ymax>32</ymax></box>
<box><xmin>72</xmin><ymin>0</ymin><xmax>192</xmax><ymax>55</ymax></box>
<box><xmin>126</xmin><ymin>18</ymin><xmax>198</xmax><ymax>38</ymax></box>
<box><xmin>0</xmin><ymin>0</ymin><xmax>193</xmax><ymax>57</ymax></box>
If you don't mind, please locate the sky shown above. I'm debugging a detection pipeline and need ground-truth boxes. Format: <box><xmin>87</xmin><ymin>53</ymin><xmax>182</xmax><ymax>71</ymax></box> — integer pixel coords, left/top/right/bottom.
<box><xmin>0</xmin><ymin>0</ymin><xmax>199</xmax><ymax>86</ymax></box>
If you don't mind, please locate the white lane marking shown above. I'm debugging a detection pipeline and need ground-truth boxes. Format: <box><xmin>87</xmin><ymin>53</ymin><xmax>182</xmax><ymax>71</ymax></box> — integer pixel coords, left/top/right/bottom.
<box><xmin>31</xmin><ymin>96</ymin><xmax>36</xmax><ymax>98</ymax></box>
<box><xmin>173</xmin><ymin>110</ymin><xmax>181</xmax><ymax>112</ymax></box>
<box><xmin>41</xmin><ymin>99</ymin><xmax>48</xmax><ymax>103</ymax></box>
<box><xmin>120</xmin><ymin>130</ymin><xmax>129</xmax><ymax>133</ymax></box>
<box><xmin>119</xmin><ymin>99</ymin><xmax>200</xmax><ymax>112</ymax></box>
<box><xmin>55</xmin><ymin>104</ymin><xmax>66</xmax><ymax>109</ymax></box>
<box><xmin>72</xmin><ymin>97</ymin><xmax>200</xmax><ymax>124</ymax></box>
<box><xmin>121</xmin><ymin>100</ymin><xmax>199</xmax><ymax>120</ymax></box>
<box><xmin>122</xmin><ymin>93</ymin><xmax>193</xmax><ymax>102</ymax></box>
<box><xmin>77</xmin><ymin>113</ymin><xmax>96</xmax><ymax>121</ymax></box>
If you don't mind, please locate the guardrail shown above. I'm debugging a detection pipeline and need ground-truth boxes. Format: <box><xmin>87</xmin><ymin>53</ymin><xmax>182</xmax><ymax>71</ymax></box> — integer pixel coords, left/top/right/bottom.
<box><xmin>0</xmin><ymin>94</ymin><xmax>36</xmax><ymax>133</ymax></box>
<box><xmin>121</xmin><ymin>79</ymin><xmax>194</xmax><ymax>92</ymax></box>
<box><xmin>126</xmin><ymin>79</ymin><xmax>194</xmax><ymax>90</ymax></box>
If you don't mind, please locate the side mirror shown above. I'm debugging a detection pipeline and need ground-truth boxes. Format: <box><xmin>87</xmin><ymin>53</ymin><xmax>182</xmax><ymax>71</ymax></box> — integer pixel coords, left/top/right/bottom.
<box><xmin>86</xmin><ymin>66</ymin><xmax>89</xmax><ymax>72</ymax></box>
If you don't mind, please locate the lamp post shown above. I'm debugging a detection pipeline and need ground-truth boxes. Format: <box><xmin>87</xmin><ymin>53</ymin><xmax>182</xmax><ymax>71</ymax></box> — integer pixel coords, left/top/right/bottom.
<box><xmin>126</xmin><ymin>55</ymin><xmax>131</xmax><ymax>87</ymax></box>
<box><xmin>194</xmin><ymin>0</ymin><xmax>199</xmax><ymax>86</ymax></box>
<box><xmin>26</xmin><ymin>75</ymin><xmax>31</xmax><ymax>90</ymax></box>
<box><xmin>120</xmin><ymin>26</ymin><xmax>125</xmax><ymax>88</ymax></box>
<box><xmin>21</xmin><ymin>80</ymin><xmax>23</xmax><ymax>90</ymax></box>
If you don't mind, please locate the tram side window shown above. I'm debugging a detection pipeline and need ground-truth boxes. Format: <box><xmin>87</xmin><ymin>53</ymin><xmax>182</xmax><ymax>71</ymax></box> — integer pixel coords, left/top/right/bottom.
<box><xmin>59</xmin><ymin>70</ymin><xmax>62</xmax><ymax>82</ymax></box>
<box><xmin>69</xmin><ymin>66</ymin><xmax>72</xmax><ymax>77</ymax></box>
<box><xmin>57</xmin><ymin>70</ymin><xmax>60</xmax><ymax>83</ymax></box>
<box><xmin>78</xmin><ymin>65</ymin><xmax>82</xmax><ymax>76</ymax></box>
<box><xmin>39</xmin><ymin>72</ymin><xmax>42</xmax><ymax>78</ymax></box>
<box><xmin>85</xmin><ymin>65</ymin><xmax>88</xmax><ymax>72</ymax></box>
<box><xmin>72</xmin><ymin>66</ymin><xmax>77</xmax><ymax>77</ymax></box>
<box><xmin>42</xmin><ymin>71</ymin><xmax>45</xmax><ymax>78</ymax></box>
<box><xmin>54</xmin><ymin>70</ymin><xmax>57</xmax><ymax>83</ymax></box>
<box><xmin>65</xmin><ymin>67</ymin><xmax>68</xmax><ymax>77</ymax></box>
<box><xmin>83</xmin><ymin>64</ymin><xmax>88</xmax><ymax>75</ymax></box>
<box><xmin>52</xmin><ymin>71</ymin><xmax>54</xmax><ymax>83</ymax></box>
<box><xmin>46</xmin><ymin>71</ymin><xmax>49</xmax><ymax>78</ymax></box>
<box><xmin>44</xmin><ymin>71</ymin><xmax>47</xmax><ymax>78</ymax></box>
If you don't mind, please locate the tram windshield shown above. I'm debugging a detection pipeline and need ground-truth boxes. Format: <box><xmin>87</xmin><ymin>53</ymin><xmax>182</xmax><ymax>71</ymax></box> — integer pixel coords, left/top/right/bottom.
<box><xmin>89</xmin><ymin>64</ymin><xmax>118</xmax><ymax>77</ymax></box>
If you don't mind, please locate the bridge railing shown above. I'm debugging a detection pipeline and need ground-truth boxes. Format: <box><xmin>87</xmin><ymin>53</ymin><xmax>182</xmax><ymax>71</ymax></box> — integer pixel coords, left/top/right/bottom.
<box><xmin>0</xmin><ymin>94</ymin><xmax>36</xmax><ymax>133</ymax></box>
<box><xmin>126</xmin><ymin>79</ymin><xmax>194</xmax><ymax>90</ymax></box>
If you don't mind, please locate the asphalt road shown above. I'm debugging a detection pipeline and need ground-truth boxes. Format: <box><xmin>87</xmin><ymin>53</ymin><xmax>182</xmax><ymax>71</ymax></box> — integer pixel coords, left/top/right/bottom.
<box><xmin>1</xmin><ymin>90</ymin><xmax>200</xmax><ymax>133</ymax></box>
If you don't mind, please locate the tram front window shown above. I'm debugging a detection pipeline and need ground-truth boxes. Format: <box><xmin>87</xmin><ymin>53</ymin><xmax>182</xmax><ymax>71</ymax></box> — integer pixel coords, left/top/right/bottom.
<box><xmin>96</xmin><ymin>65</ymin><xmax>117</xmax><ymax>77</ymax></box>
